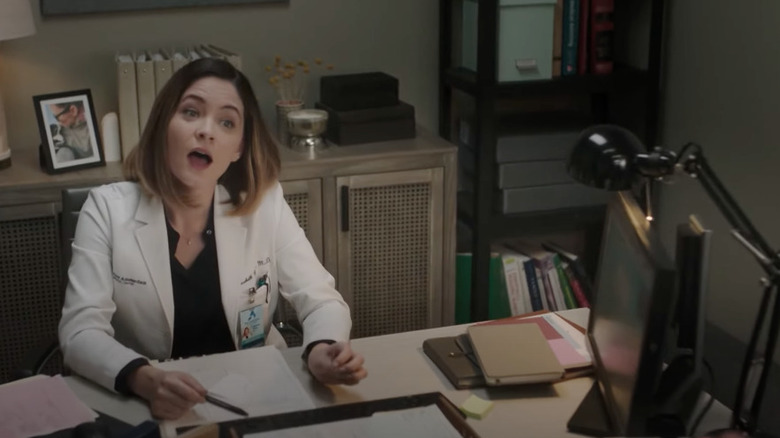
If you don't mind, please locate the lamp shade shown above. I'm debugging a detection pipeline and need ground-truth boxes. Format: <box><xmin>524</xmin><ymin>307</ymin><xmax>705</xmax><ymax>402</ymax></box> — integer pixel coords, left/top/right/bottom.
<box><xmin>0</xmin><ymin>0</ymin><xmax>36</xmax><ymax>42</ymax></box>
<box><xmin>566</xmin><ymin>124</ymin><xmax>647</xmax><ymax>191</ymax></box>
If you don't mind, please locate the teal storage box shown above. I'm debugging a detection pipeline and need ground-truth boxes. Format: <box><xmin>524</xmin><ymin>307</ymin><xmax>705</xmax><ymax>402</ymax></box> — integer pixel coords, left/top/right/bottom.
<box><xmin>462</xmin><ymin>0</ymin><xmax>556</xmax><ymax>82</ymax></box>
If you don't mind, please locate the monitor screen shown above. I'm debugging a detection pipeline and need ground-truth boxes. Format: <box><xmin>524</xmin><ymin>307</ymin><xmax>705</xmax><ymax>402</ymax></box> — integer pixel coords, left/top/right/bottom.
<box><xmin>584</xmin><ymin>192</ymin><xmax>677</xmax><ymax>435</ymax></box>
<box><xmin>672</xmin><ymin>215</ymin><xmax>712</xmax><ymax>375</ymax></box>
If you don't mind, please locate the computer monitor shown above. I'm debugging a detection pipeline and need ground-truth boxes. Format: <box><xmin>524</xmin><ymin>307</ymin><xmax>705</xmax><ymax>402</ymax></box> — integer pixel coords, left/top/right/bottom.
<box><xmin>567</xmin><ymin>191</ymin><xmax>680</xmax><ymax>436</ymax></box>
<box><xmin>647</xmin><ymin>215</ymin><xmax>711</xmax><ymax>425</ymax></box>
<box><xmin>672</xmin><ymin>215</ymin><xmax>711</xmax><ymax>375</ymax></box>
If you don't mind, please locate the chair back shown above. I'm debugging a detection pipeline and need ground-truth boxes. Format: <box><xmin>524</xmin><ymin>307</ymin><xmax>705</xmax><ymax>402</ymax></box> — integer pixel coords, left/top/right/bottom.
<box><xmin>60</xmin><ymin>187</ymin><xmax>93</xmax><ymax>285</ymax></box>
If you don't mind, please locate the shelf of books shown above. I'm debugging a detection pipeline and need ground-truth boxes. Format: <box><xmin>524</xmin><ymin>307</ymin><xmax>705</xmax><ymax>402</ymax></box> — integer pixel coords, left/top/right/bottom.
<box><xmin>455</xmin><ymin>239</ymin><xmax>595</xmax><ymax>325</ymax></box>
<box><xmin>441</xmin><ymin>0</ymin><xmax>664</xmax><ymax>321</ymax></box>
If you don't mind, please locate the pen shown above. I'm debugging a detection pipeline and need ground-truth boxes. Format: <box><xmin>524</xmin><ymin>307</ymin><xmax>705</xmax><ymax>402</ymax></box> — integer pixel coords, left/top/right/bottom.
<box><xmin>204</xmin><ymin>393</ymin><xmax>249</xmax><ymax>417</ymax></box>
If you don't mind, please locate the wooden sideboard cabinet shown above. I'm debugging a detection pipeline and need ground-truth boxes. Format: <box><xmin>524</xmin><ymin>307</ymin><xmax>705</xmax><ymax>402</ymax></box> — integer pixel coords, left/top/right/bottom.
<box><xmin>0</xmin><ymin>128</ymin><xmax>456</xmax><ymax>382</ymax></box>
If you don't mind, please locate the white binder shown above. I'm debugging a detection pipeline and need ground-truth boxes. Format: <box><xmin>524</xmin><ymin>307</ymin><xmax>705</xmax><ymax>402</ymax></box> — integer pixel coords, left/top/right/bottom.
<box><xmin>116</xmin><ymin>53</ymin><xmax>139</xmax><ymax>159</ymax></box>
<box><xmin>170</xmin><ymin>48</ymin><xmax>190</xmax><ymax>73</ymax></box>
<box><xmin>135</xmin><ymin>52</ymin><xmax>155</xmax><ymax>134</ymax></box>
<box><xmin>151</xmin><ymin>50</ymin><xmax>173</xmax><ymax>95</ymax></box>
<box><xmin>205</xmin><ymin>44</ymin><xmax>243</xmax><ymax>70</ymax></box>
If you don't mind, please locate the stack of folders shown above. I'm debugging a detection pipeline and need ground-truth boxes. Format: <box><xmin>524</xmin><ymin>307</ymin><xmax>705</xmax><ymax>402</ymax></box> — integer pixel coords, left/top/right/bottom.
<box><xmin>423</xmin><ymin>311</ymin><xmax>592</xmax><ymax>389</ymax></box>
<box><xmin>116</xmin><ymin>44</ymin><xmax>241</xmax><ymax>159</ymax></box>
<box><xmin>457</xmin><ymin>114</ymin><xmax>609</xmax><ymax>214</ymax></box>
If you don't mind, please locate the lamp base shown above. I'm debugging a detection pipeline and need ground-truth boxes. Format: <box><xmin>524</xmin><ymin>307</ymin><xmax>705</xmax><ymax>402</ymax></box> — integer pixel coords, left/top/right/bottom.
<box><xmin>0</xmin><ymin>149</ymin><xmax>11</xmax><ymax>170</ymax></box>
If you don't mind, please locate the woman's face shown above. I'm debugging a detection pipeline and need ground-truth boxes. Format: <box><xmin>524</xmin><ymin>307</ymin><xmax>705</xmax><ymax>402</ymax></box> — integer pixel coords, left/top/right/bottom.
<box><xmin>166</xmin><ymin>77</ymin><xmax>245</xmax><ymax>194</ymax></box>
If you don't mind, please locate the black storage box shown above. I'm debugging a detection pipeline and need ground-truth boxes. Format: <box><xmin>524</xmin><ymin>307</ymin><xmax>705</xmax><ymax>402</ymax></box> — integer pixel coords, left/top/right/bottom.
<box><xmin>316</xmin><ymin>101</ymin><xmax>416</xmax><ymax>146</ymax></box>
<box><xmin>320</xmin><ymin>72</ymin><xmax>399</xmax><ymax>111</ymax></box>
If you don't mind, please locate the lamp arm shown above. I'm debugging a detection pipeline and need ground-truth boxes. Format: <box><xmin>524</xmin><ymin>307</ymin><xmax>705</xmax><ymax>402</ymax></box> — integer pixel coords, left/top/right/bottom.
<box><xmin>683</xmin><ymin>148</ymin><xmax>780</xmax><ymax>434</ymax></box>
<box><xmin>682</xmin><ymin>150</ymin><xmax>780</xmax><ymax>274</ymax></box>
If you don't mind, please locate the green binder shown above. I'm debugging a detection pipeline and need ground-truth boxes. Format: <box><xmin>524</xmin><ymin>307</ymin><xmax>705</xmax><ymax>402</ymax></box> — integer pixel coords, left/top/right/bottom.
<box><xmin>455</xmin><ymin>252</ymin><xmax>511</xmax><ymax>323</ymax></box>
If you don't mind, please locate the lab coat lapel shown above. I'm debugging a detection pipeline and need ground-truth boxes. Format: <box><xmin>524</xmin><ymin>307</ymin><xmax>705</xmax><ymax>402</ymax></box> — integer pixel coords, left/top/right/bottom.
<box><xmin>134</xmin><ymin>193</ymin><xmax>175</xmax><ymax>337</ymax></box>
<box><xmin>214</xmin><ymin>186</ymin><xmax>247</xmax><ymax>345</ymax></box>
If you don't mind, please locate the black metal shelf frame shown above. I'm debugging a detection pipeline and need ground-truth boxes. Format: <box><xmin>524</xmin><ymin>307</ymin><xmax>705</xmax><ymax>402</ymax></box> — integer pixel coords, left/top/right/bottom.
<box><xmin>443</xmin><ymin>64</ymin><xmax>650</xmax><ymax>98</ymax></box>
<box><xmin>439</xmin><ymin>0</ymin><xmax>667</xmax><ymax>322</ymax></box>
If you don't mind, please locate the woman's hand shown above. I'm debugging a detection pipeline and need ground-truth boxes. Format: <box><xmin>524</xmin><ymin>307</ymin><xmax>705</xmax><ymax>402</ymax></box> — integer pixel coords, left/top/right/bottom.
<box><xmin>128</xmin><ymin>365</ymin><xmax>207</xmax><ymax>420</ymax></box>
<box><xmin>307</xmin><ymin>341</ymin><xmax>367</xmax><ymax>385</ymax></box>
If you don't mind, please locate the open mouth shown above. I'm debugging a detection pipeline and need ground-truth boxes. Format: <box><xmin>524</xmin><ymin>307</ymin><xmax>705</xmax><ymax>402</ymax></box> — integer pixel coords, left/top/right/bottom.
<box><xmin>188</xmin><ymin>150</ymin><xmax>213</xmax><ymax>168</ymax></box>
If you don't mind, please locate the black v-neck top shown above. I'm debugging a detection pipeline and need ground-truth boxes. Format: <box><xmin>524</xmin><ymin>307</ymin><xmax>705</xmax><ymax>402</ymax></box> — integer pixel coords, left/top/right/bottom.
<box><xmin>165</xmin><ymin>205</ymin><xmax>235</xmax><ymax>359</ymax></box>
<box><xmin>114</xmin><ymin>204</ymin><xmax>235</xmax><ymax>394</ymax></box>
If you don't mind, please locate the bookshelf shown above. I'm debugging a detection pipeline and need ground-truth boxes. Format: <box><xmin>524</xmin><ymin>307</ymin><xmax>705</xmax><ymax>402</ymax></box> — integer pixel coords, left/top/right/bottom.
<box><xmin>439</xmin><ymin>0</ymin><xmax>667</xmax><ymax>321</ymax></box>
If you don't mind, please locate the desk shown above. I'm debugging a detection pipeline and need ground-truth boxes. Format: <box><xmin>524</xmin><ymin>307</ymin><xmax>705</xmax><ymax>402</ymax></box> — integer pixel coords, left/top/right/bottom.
<box><xmin>66</xmin><ymin>309</ymin><xmax>733</xmax><ymax>437</ymax></box>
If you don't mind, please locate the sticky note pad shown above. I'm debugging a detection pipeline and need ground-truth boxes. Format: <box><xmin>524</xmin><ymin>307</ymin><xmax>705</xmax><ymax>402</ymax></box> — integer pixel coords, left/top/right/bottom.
<box><xmin>459</xmin><ymin>394</ymin><xmax>494</xmax><ymax>420</ymax></box>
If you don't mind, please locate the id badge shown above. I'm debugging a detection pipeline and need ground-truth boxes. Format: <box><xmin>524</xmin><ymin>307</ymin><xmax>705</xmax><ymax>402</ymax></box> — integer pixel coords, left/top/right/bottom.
<box><xmin>239</xmin><ymin>304</ymin><xmax>265</xmax><ymax>349</ymax></box>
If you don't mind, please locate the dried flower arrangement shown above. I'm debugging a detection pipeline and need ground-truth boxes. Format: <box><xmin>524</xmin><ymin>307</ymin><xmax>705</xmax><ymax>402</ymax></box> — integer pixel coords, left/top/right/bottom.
<box><xmin>265</xmin><ymin>56</ymin><xmax>334</xmax><ymax>104</ymax></box>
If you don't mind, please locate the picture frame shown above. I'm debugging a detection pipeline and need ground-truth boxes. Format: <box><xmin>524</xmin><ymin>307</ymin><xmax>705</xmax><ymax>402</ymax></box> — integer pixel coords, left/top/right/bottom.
<box><xmin>41</xmin><ymin>0</ymin><xmax>288</xmax><ymax>16</ymax></box>
<box><xmin>33</xmin><ymin>89</ymin><xmax>104</xmax><ymax>174</ymax></box>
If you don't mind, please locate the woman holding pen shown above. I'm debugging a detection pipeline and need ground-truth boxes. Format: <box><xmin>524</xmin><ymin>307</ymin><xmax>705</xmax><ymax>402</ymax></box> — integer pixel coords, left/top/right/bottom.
<box><xmin>59</xmin><ymin>58</ymin><xmax>367</xmax><ymax>420</ymax></box>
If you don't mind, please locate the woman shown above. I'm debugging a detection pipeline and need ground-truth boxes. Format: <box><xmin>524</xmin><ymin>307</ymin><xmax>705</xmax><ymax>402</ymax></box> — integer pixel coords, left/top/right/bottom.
<box><xmin>58</xmin><ymin>58</ymin><xmax>366</xmax><ymax>420</ymax></box>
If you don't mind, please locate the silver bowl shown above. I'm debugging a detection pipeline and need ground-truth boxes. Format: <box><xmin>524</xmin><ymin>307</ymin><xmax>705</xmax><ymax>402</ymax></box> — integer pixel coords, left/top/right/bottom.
<box><xmin>286</xmin><ymin>109</ymin><xmax>328</xmax><ymax>137</ymax></box>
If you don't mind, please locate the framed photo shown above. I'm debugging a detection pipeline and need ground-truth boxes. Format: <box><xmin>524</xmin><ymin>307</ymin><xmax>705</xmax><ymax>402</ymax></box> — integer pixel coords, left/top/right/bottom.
<box><xmin>33</xmin><ymin>89</ymin><xmax>104</xmax><ymax>174</ymax></box>
<box><xmin>41</xmin><ymin>0</ymin><xmax>287</xmax><ymax>16</ymax></box>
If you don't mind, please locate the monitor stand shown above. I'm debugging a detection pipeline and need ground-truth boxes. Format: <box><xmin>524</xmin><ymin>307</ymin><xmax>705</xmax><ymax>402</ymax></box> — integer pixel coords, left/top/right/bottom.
<box><xmin>567</xmin><ymin>381</ymin><xmax>614</xmax><ymax>437</ymax></box>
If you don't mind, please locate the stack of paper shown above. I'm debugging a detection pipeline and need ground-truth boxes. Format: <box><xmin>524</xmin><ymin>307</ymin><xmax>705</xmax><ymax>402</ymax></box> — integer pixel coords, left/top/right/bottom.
<box><xmin>155</xmin><ymin>346</ymin><xmax>315</xmax><ymax>438</ymax></box>
<box><xmin>0</xmin><ymin>374</ymin><xmax>97</xmax><ymax>437</ymax></box>
<box><xmin>116</xmin><ymin>44</ymin><xmax>242</xmax><ymax>159</ymax></box>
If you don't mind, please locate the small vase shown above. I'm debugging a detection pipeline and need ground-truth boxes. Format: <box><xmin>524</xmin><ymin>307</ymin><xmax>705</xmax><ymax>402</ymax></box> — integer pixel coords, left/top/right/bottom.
<box><xmin>275</xmin><ymin>99</ymin><xmax>304</xmax><ymax>147</ymax></box>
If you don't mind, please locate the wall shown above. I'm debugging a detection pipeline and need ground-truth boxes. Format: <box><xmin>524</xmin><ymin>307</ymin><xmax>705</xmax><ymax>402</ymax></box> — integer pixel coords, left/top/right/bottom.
<box><xmin>660</xmin><ymin>0</ymin><xmax>780</xmax><ymax>430</ymax></box>
<box><xmin>660</xmin><ymin>0</ymin><xmax>780</xmax><ymax>353</ymax></box>
<box><xmin>0</xmin><ymin>0</ymin><xmax>439</xmax><ymax>153</ymax></box>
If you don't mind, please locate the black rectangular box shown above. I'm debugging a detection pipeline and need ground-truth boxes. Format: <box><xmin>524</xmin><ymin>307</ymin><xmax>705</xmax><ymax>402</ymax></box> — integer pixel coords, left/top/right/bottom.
<box><xmin>320</xmin><ymin>72</ymin><xmax>399</xmax><ymax>111</ymax></box>
<box><xmin>316</xmin><ymin>101</ymin><xmax>416</xmax><ymax>146</ymax></box>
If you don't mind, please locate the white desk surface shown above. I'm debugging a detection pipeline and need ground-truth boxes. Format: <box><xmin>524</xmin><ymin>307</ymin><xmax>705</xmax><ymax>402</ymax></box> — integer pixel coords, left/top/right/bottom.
<box><xmin>65</xmin><ymin>308</ymin><xmax>733</xmax><ymax>437</ymax></box>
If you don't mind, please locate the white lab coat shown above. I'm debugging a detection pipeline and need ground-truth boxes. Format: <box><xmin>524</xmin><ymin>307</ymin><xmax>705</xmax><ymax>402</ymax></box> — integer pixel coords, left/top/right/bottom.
<box><xmin>59</xmin><ymin>181</ymin><xmax>351</xmax><ymax>391</ymax></box>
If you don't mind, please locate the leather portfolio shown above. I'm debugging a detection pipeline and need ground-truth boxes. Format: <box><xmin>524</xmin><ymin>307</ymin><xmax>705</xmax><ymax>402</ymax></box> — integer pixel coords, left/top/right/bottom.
<box><xmin>423</xmin><ymin>335</ymin><xmax>485</xmax><ymax>389</ymax></box>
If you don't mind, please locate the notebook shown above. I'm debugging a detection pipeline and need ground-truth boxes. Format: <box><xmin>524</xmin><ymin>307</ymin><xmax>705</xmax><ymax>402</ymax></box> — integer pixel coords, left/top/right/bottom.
<box><xmin>467</xmin><ymin>323</ymin><xmax>565</xmax><ymax>385</ymax></box>
<box><xmin>474</xmin><ymin>312</ymin><xmax>592</xmax><ymax>372</ymax></box>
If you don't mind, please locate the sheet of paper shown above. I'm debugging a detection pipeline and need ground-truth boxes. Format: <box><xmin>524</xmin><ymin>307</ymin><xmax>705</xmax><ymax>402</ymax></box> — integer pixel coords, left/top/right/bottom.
<box><xmin>156</xmin><ymin>346</ymin><xmax>315</xmax><ymax>437</ymax></box>
<box><xmin>542</xmin><ymin>313</ymin><xmax>591</xmax><ymax>361</ymax></box>
<box><xmin>246</xmin><ymin>405</ymin><xmax>463</xmax><ymax>438</ymax></box>
<box><xmin>0</xmin><ymin>374</ymin><xmax>97</xmax><ymax>438</ymax></box>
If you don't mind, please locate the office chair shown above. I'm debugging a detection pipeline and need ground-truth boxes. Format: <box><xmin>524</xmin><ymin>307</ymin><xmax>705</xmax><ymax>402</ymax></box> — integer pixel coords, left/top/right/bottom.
<box><xmin>13</xmin><ymin>186</ymin><xmax>303</xmax><ymax>379</ymax></box>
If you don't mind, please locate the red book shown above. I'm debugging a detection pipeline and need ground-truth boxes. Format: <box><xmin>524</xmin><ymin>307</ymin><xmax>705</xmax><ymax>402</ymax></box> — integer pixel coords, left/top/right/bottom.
<box><xmin>577</xmin><ymin>0</ymin><xmax>590</xmax><ymax>74</ymax></box>
<box><xmin>589</xmin><ymin>0</ymin><xmax>614</xmax><ymax>74</ymax></box>
<box><xmin>562</xmin><ymin>262</ymin><xmax>591</xmax><ymax>308</ymax></box>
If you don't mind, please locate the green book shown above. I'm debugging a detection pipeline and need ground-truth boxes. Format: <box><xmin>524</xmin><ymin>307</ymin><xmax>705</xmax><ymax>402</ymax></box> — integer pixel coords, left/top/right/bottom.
<box><xmin>552</xmin><ymin>253</ymin><xmax>577</xmax><ymax>309</ymax></box>
<box><xmin>455</xmin><ymin>253</ymin><xmax>511</xmax><ymax>324</ymax></box>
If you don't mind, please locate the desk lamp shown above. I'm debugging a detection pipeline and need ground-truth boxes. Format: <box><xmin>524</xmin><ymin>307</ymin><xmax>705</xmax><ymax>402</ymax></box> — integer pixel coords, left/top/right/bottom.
<box><xmin>567</xmin><ymin>124</ymin><xmax>780</xmax><ymax>436</ymax></box>
<box><xmin>0</xmin><ymin>0</ymin><xmax>37</xmax><ymax>170</ymax></box>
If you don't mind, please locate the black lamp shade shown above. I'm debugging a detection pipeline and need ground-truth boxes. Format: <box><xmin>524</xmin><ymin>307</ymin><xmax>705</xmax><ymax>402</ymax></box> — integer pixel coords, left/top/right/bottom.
<box><xmin>566</xmin><ymin>125</ymin><xmax>646</xmax><ymax>191</ymax></box>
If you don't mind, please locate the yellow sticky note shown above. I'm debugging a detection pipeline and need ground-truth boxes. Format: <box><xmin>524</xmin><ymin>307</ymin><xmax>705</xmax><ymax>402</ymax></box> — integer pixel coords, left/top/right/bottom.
<box><xmin>459</xmin><ymin>394</ymin><xmax>494</xmax><ymax>420</ymax></box>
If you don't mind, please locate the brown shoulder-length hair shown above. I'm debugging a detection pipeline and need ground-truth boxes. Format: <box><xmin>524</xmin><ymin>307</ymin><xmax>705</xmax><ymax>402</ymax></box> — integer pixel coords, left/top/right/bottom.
<box><xmin>123</xmin><ymin>58</ymin><xmax>280</xmax><ymax>216</ymax></box>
